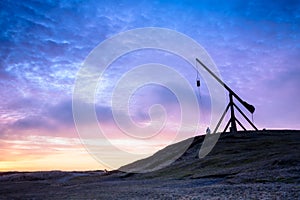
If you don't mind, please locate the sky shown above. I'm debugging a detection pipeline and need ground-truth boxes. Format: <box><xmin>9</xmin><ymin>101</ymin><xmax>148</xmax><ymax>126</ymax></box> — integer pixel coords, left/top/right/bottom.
<box><xmin>0</xmin><ymin>0</ymin><xmax>299</xmax><ymax>171</ymax></box>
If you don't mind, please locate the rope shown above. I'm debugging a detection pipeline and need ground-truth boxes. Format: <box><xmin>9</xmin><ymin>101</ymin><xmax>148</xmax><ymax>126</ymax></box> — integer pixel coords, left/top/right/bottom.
<box><xmin>196</xmin><ymin>60</ymin><xmax>201</xmax><ymax>99</ymax></box>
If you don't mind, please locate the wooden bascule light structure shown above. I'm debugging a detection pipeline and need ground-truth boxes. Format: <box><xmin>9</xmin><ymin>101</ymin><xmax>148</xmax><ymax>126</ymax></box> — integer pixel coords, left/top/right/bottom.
<box><xmin>196</xmin><ymin>58</ymin><xmax>258</xmax><ymax>133</ymax></box>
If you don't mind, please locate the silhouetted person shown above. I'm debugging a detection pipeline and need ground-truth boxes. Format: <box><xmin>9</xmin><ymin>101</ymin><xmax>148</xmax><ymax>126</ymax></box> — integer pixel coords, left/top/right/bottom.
<box><xmin>206</xmin><ymin>127</ymin><xmax>211</xmax><ymax>134</ymax></box>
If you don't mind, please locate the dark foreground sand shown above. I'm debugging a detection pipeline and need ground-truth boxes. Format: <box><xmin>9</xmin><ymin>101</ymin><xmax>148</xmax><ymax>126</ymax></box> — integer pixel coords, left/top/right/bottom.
<box><xmin>1</xmin><ymin>130</ymin><xmax>299</xmax><ymax>199</ymax></box>
<box><xmin>0</xmin><ymin>174</ymin><xmax>298</xmax><ymax>199</ymax></box>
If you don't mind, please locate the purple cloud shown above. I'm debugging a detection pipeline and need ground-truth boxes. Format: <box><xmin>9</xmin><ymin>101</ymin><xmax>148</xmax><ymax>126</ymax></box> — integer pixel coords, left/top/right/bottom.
<box><xmin>0</xmin><ymin>0</ymin><xmax>299</xmax><ymax>139</ymax></box>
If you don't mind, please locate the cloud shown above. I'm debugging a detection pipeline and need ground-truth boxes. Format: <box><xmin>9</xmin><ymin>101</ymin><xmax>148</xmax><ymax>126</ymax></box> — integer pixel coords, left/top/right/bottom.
<box><xmin>46</xmin><ymin>99</ymin><xmax>117</xmax><ymax>126</ymax></box>
<box><xmin>96</xmin><ymin>105</ymin><xmax>114</xmax><ymax>123</ymax></box>
<box><xmin>0</xmin><ymin>0</ymin><xmax>299</xmax><ymax>136</ymax></box>
<box><xmin>11</xmin><ymin>116</ymin><xmax>55</xmax><ymax>130</ymax></box>
<box><xmin>3</xmin><ymin>98</ymin><xmax>116</xmax><ymax>134</ymax></box>
<box><xmin>47</xmin><ymin>100</ymin><xmax>74</xmax><ymax>125</ymax></box>
<box><xmin>0</xmin><ymin>0</ymin><xmax>300</xmax><ymax>172</ymax></box>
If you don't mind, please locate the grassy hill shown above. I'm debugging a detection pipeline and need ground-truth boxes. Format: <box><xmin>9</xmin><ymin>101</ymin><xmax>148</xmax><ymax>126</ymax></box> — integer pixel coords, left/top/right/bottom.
<box><xmin>120</xmin><ymin>130</ymin><xmax>300</xmax><ymax>184</ymax></box>
<box><xmin>1</xmin><ymin>130</ymin><xmax>299</xmax><ymax>199</ymax></box>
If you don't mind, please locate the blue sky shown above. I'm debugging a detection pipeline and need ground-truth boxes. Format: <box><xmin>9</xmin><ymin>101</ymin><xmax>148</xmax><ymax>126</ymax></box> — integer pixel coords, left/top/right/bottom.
<box><xmin>0</xmin><ymin>0</ymin><xmax>299</xmax><ymax>170</ymax></box>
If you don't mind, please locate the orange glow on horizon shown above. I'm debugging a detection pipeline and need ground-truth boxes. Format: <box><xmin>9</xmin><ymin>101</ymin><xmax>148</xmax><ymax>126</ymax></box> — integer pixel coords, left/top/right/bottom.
<box><xmin>0</xmin><ymin>120</ymin><xmax>205</xmax><ymax>172</ymax></box>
